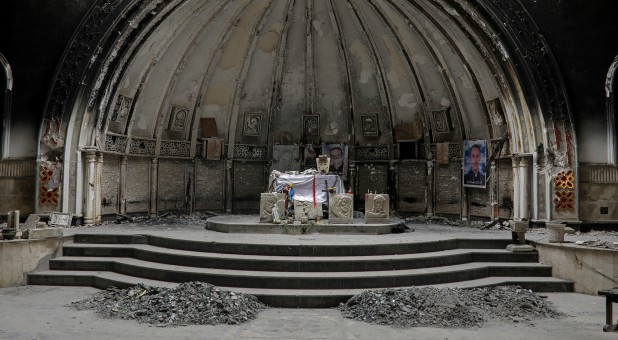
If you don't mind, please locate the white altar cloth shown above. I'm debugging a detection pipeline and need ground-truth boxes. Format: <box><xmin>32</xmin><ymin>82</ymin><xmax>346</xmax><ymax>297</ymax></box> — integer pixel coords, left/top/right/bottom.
<box><xmin>274</xmin><ymin>174</ymin><xmax>345</xmax><ymax>203</ymax></box>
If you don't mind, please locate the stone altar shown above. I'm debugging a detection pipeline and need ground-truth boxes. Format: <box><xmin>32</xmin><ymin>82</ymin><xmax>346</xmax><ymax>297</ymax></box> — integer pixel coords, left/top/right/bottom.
<box><xmin>365</xmin><ymin>194</ymin><xmax>389</xmax><ymax>223</ymax></box>
<box><xmin>329</xmin><ymin>194</ymin><xmax>353</xmax><ymax>224</ymax></box>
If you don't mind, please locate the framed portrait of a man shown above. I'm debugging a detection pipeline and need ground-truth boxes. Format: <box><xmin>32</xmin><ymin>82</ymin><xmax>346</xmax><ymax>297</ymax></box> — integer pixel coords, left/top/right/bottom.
<box><xmin>463</xmin><ymin>140</ymin><xmax>487</xmax><ymax>188</ymax></box>
<box><xmin>322</xmin><ymin>144</ymin><xmax>348</xmax><ymax>175</ymax></box>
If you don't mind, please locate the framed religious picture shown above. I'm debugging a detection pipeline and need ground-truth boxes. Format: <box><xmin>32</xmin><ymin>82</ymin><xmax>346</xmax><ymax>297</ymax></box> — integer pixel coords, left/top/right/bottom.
<box><xmin>463</xmin><ymin>140</ymin><xmax>487</xmax><ymax>188</ymax></box>
<box><xmin>322</xmin><ymin>143</ymin><xmax>348</xmax><ymax>175</ymax></box>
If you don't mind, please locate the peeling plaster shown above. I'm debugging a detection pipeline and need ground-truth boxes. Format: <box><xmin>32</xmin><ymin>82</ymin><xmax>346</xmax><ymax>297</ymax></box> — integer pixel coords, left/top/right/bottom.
<box><xmin>349</xmin><ymin>39</ymin><xmax>373</xmax><ymax>84</ymax></box>
<box><xmin>398</xmin><ymin>93</ymin><xmax>418</xmax><ymax>109</ymax></box>
<box><xmin>256</xmin><ymin>22</ymin><xmax>283</xmax><ymax>54</ymax></box>
<box><xmin>312</xmin><ymin>19</ymin><xmax>324</xmax><ymax>37</ymax></box>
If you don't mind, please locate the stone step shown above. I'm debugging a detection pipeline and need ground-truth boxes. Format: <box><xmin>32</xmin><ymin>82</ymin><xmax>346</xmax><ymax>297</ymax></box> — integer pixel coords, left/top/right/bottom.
<box><xmin>27</xmin><ymin>270</ymin><xmax>574</xmax><ymax>308</ymax></box>
<box><xmin>62</xmin><ymin>243</ymin><xmax>538</xmax><ymax>272</ymax></box>
<box><xmin>72</xmin><ymin>234</ymin><xmax>514</xmax><ymax>256</ymax></box>
<box><xmin>47</xmin><ymin>256</ymin><xmax>553</xmax><ymax>290</ymax></box>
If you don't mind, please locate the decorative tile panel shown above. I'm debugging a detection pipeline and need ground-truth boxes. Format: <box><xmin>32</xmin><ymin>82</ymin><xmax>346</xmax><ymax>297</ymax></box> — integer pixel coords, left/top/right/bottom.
<box><xmin>303</xmin><ymin>115</ymin><xmax>320</xmax><ymax>137</ymax></box>
<box><xmin>233</xmin><ymin>144</ymin><xmax>268</xmax><ymax>160</ymax></box>
<box><xmin>160</xmin><ymin>140</ymin><xmax>191</xmax><ymax>158</ymax></box>
<box><xmin>105</xmin><ymin>133</ymin><xmax>128</xmax><ymax>153</ymax></box>
<box><xmin>355</xmin><ymin>146</ymin><xmax>389</xmax><ymax>161</ymax></box>
<box><xmin>129</xmin><ymin>138</ymin><xmax>156</xmax><ymax>156</ymax></box>
<box><xmin>432</xmin><ymin>108</ymin><xmax>451</xmax><ymax>133</ymax></box>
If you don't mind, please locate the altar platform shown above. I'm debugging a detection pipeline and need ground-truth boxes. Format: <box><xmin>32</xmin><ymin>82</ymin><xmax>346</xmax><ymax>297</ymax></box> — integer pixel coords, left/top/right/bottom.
<box><xmin>205</xmin><ymin>215</ymin><xmax>400</xmax><ymax>235</ymax></box>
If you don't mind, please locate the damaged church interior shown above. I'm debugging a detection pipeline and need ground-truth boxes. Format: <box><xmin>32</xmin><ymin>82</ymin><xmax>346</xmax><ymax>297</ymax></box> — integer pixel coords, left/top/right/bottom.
<box><xmin>3</xmin><ymin>0</ymin><xmax>618</xmax><ymax>337</ymax></box>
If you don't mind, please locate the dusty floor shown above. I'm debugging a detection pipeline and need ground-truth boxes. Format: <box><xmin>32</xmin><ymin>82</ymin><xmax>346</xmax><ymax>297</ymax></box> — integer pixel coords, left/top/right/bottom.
<box><xmin>0</xmin><ymin>285</ymin><xmax>613</xmax><ymax>340</ymax></box>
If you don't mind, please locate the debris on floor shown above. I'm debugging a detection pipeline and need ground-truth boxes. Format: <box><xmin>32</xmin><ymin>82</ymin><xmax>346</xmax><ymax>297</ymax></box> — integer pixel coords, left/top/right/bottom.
<box><xmin>338</xmin><ymin>286</ymin><xmax>564</xmax><ymax>328</ymax></box>
<box><xmin>68</xmin><ymin>281</ymin><xmax>266</xmax><ymax>327</ymax></box>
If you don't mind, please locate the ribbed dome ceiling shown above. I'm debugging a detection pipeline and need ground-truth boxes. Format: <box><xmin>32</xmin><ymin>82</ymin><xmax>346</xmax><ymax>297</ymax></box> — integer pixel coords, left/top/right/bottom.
<box><xmin>93</xmin><ymin>0</ymin><xmax>523</xmax><ymax>158</ymax></box>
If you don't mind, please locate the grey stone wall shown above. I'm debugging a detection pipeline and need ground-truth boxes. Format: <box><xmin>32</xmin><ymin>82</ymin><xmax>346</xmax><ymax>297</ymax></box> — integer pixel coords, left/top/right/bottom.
<box><xmin>157</xmin><ymin>159</ymin><xmax>187</xmax><ymax>212</ymax></box>
<box><xmin>194</xmin><ymin>159</ymin><xmax>225</xmax><ymax>211</ymax></box>
<box><xmin>434</xmin><ymin>161</ymin><xmax>461</xmax><ymax>215</ymax></box>
<box><xmin>125</xmin><ymin>157</ymin><xmax>150</xmax><ymax>213</ymax></box>
<box><xmin>397</xmin><ymin>161</ymin><xmax>426</xmax><ymax>213</ymax></box>
<box><xmin>101</xmin><ymin>154</ymin><xmax>119</xmax><ymax>215</ymax></box>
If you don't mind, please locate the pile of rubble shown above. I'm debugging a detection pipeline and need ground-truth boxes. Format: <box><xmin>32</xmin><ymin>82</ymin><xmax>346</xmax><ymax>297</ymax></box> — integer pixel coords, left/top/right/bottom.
<box><xmin>104</xmin><ymin>211</ymin><xmax>217</xmax><ymax>227</ymax></box>
<box><xmin>404</xmin><ymin>215</ymin><xmax>487</xmax><ymax>229</ymax></box>
<box><xmin>69</xmin><ymin>282</ymin><xmax>266</xmax><ymax>327</ymax></box>
<box><xmin>338</xmin><ymin>286</ymin><xmax>563</xmax><ymax>328</ymax></box>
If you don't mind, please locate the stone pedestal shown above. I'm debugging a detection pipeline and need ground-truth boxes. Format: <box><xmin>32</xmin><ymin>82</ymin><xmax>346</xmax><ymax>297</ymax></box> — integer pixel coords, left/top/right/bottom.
<box><xmin>259</xmin><ymin>193</ymin><xmax>285</xmax><ymax>223</ymax></box>
<box><xmin>365</xmin><ymin>194</ymin><xmax>389</xmax><ymax>224</ymax></box>
<box><xmin>506</xmin><ymin>220</ymin><xmax>534</xmax><ymax>252</ymax></box>
<box><xmin>329</xmin><ymin>194</ymin><xmax>353</xmax><ymax>224</ymax></box>
<box><xmin>546</xmin><ymin>223</ymin><xmax>566</xmax><ymax>243</ymax></box>
<box><xmin>294</xmin><ymin>201</ymin><xmax>322</xmax><ymax>221</ymax></box>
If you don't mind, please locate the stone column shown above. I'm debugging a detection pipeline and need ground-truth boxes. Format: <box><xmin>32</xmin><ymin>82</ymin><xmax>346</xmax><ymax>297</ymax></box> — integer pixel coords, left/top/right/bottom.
<box><xmin>461</xmin><ymin>161</ymin><xmax>469</xmax><ymax>220</ymax></box>
<box><xmin>426</xmin><ymin>160</ymin><xmax>434</xmax><ymax>216</ymax></box>
<box><xmin>149</xmin><ymin>158</ymin><xmax>158</xmax><ymax>218</ymax></box>
<box><xmin>490</xmin><ymin>161</ymin><xmax>498</xmax><ymax>220</ymax></box>
<box><xmin>119</xmin><ymin>156</ymin><xmax>128</xmax><ymax>215</ymax></box>
<box><xmin>349</xmin><ymin>161</ymin><xmax>357</xmax><ymax>208</ymax></box>
<box><xmin>95</xmin><ymin>152</ymin><xmax>103</xmax><ymax>224</ymax></box>
<box><xmin>519</xmin><ymin>156</ymin><xmax>530</xmax><ymax>220</ymax></box>
<box><xmin>225</xmin><ymin>160</ymin><xmax>233</xmax><ymax>213</ymax></box>
<box><xmin>511</xmin><ymin>156</ymin><xmax>520</xmax><ymax>220</ymax></box>
<box><xmin>389</xmin><ymin>160</ymin><xmax>398</xmax><ymax>211</ymax></box>
<box><xmin>83</xmin><ymin>148</ymin><xmax>97</xmax><ymax>225</ymax></box>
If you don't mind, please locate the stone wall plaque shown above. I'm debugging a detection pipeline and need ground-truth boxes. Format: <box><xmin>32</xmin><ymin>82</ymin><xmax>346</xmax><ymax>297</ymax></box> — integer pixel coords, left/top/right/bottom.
<box><xmin>329</xmin><ymin>194</ymin><xmax>353</xmax><ymax>224</ymax></box>
<box><xmin>365</xmin><ymin>194</ymin><xmax>389</xmax><ymax>223</ymax></box>
<box><xmin>360</xmin><ymin>114</ymin><xmax>379</xmax><ymax>136</ymax></box>
<box><xmin>242</xmin><ymin>113</ymin><xmax>262</xmax><ymax>136</ymax></box>
<box><xmin>49</xmin><ymin>212</ymin><xmax>72</xmax><ymax>227</ymax></box>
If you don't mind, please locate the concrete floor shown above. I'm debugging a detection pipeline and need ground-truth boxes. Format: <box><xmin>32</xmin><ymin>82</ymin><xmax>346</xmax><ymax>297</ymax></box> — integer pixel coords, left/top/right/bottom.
<box><xmin>0</xmin><ymin>285</ymin><xmax>613</xmax><ymax>340</ymax></box>
<box><xmin>1</xmin><ymin>219</ymin><xmax>617</xmax><ymax>339</ymax></box>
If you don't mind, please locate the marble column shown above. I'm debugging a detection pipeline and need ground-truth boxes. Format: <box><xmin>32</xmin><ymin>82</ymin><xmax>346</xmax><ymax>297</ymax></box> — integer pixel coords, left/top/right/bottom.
<box><xmin>119</xmin><ymin>156</ymin><xmax>128</xmax><ymax>215</ymax></box>
<box><xmin>490</xmin><ymin>162</ymin><xmax>498</xmax><ymax>220</ymax></box>
<box><xmin>225</xmin><ymin>160</ymin><xmax>233</xmax><ymax>213</ymax></box>
<box><xmin>512</xmin><ymin>156</ymin><xmax>521</xmax><ymax>220</ymax></box>
<box><xmin>94</xmin><ymin>152</ymin><xmax>103</xmax><ymax>224</ymax></box>
<box><xmin>426</xmin><ymin>160</ymin><xmax>435</xmax><ymax>216</ymax></box>
<box><xmin>149</xmin><ymin>158</ymin><xmax>158</xmax><ymax>218</ymax></box>
<box><xmin>389</xmin><ymin>160</ymin><xmax>398</xmax><ymax>211</ymax></box>
<box><xmin>83</xmin><ymin>148</ymin><xmax>97</xmax><ymax>225</ymax></box>
<box><xmin>519</xmin><ymin>157</ymin><xmax>530</xmax><ymax>220</ymax></box>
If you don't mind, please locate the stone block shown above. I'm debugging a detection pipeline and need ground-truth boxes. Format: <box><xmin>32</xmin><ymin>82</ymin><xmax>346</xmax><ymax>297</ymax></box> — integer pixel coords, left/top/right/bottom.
<box><xmin>329</xmin><ymin>194</ymin><xmax>353</xmax><ymax>224</ymax></box>
<box><xmin>259</xmin><ymin>193</ymin><xmax>285</xmax><ymax>223</ymax></box>
<box><xmin>23</xmin><ymin>214</ymin><xmax>40</xmax><ymax>230</ymax></box>
<box><xmin>29</xmin><ymin>227</ymin><xmax>64</xmax><ymax>239</ymax></box>
<box><xmin>365</xmin><ymin>194</ymin><xmax>389</xmax><ymax>224</ymax></box>
<box><xmin>294</xmin><ymin>201</ymin><xmax>323</xmax><ymax>221</ymax></box>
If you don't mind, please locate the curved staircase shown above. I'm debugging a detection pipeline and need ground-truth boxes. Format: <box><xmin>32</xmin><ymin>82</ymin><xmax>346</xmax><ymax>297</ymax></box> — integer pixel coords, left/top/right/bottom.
<box><xmin>28</xmin><ymin>234</ymin><xmax>573</xmax><ymax>307</ymax></box>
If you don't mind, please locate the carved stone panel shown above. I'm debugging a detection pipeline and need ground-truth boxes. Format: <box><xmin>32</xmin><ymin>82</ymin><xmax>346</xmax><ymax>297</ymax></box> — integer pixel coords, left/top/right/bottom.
<box><xmin>259</xmin><ymin>193</ymin><xmax>285</xmax><ymax>222</ymax></box>
<box><xmin>365</xmin><ymin>194</ymin><xmax>390</xmax><ymax>223</ymax></box>
<box><xmin>360</xmin><ymin>114</ymin><xmax>379</xmax><ymax>136</ymax></box>
<box><xmin>112</xmin><ymin>94</ymin><xmax>132</xmax><ymax>123</ymax></box>
<box><xmin>329</xmin><ymin>193</ymin><xmax>353</xmax><ymax>224</ymax></box>
<box><xmin>242</xmin><ymin>113</ymin><xmax>262</xmax><ymax>136</ymax></box>
<box><xmin>168</xmin><ymin>106</ymin><xmax>190</xmax><ymax>131</ymax></box>
<box><xmin>294</xmin><ymin>200</ymin><xmax>322</xmax><ymax>221</ymax></box>
<box><xmin>303</xmin><ymin>115</ymin><xmax>319</xmax><ymax>137</ymax></box>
